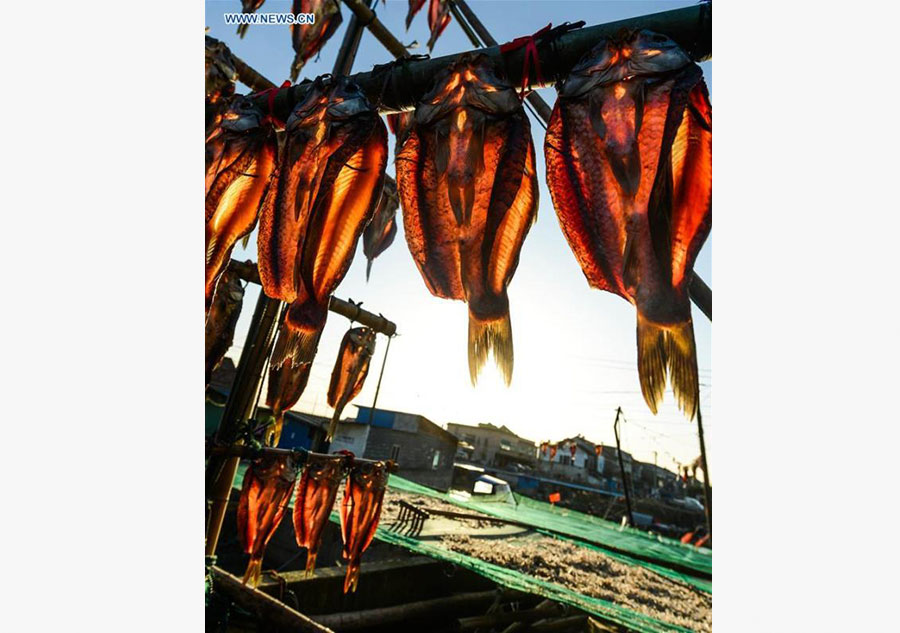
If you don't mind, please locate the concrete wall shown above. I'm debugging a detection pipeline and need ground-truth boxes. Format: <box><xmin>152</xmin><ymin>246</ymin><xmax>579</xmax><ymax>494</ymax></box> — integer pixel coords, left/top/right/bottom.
<box><xmin>364</xmin><ymin>426</ymin><xmax>457</xmax><ymax>491</ymax></box>
<box><xmin>329</xmin><ymin>423</ymin><xmax>371</xmax><ymax>455</ymax></box>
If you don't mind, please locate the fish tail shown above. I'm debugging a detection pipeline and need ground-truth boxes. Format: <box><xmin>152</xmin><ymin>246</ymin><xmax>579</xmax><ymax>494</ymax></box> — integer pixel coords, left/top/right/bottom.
<box><xmin>242</xmin><ymin>556</ymin><xmax>263</xmax><ymax>588</ymax></box>
<box><xmin>468</xmin><ymin>309</ymin><xmax>513</xmax><ymax>386</ymax></box>
<box><xmin>266</xmin><ymin>413</ymin><xmax>284</xmax><ymax>447</ymax></box>
<box><xmin>236</xmin><ymin>24</ymin><xmax>248</xmax><ymax>38</ymax></box>
<box><xmin>326</xmin><ymin>406</ymin><xmax>342</xmax><ymax>442</ymax></box>
<box><xmin>664</xmin><ymin>319</ymin><xmax>699</xmax><ymax>420</ymax></box>
<box><xmin>365</xmin><ymin>257</ymin><xmax>373</xmax><ymax>282</ymax></box>
<box><xmin>271</xmin><ymin>300</ymin><xmax>327</xmax><ymax>367</ymax></box>
<box><xmin>343</xmin><ymin>558</ymin><xmax>361</xmax><ymax>594</ymax></box>
<box><xmin>304</xmin><ymin>550</ymin><xmax>318</xmax><ymax>578</ymax></box>
<box><xmin>290</xmin><ymin>54</ymin><xmax>304</xmax><ymax>84</ymax></box>
<box><xmin>636</xmin><ymin>312</ymin><xmax>668</xmax><ymax>415</ymax></box>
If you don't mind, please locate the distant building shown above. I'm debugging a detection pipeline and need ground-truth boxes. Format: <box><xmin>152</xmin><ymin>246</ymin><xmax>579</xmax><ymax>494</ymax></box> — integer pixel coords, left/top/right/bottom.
<box><xmin>445</xmin><ymin>422</ymin><xmax>536</xmax><ymax>470</ymax></box>
<box><xmin>329</xmin><ymin>406</ymin><xmax>459</xmax><ymax>491</ymax></box>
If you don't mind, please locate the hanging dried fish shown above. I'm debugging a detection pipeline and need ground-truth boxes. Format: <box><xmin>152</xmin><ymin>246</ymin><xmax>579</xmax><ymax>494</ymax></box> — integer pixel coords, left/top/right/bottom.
<box><xmin>205</xmin><ymin>36</ymin><xmax>237</xmax><ymax>104</ymax></box>
<box><xmin>258</xmin><ymin>76</ymin><xmax>388</xmax><ymax>369</ymax></box>
<box><xmin>206</xmin><ymin>96</ymin><xmax>277</xmax><ymax>316</ymax></box>
<box><xmin>395</xmin><ymin>54</ymin><xmax>538</xmax><ymax>385</ymax></box>
<box><xmin>265</xmin><ymin>353</ymin><xmax>313</xmax><ymax>446</ymax></box>
<box><xmin>340</xmin><ymin>459</ymin><xmax>391</xmax><ymax>593</ymax></box>
<box><xmin>205</xmin><ymin>268</ymin><xmax>244</xmax><ymax>387</ymax></box>
<box><xmin>293</xmin><ymin>453</ymin><xmax>345</xmax><ymax>576</ymax></box>
<box><xmin>290</xmin><ymin>0</ymin><xmax>343</xmax><ymax>82</ymax></box>
<box><xmin>236</xmin><ymin>453</ymin><xmax>298</xmax><ymax>587</ymax></box>
<box><xmin>405</xmin><ymin>0</ymin><xmax>451</xmax><ymax>51</ymax></box>
<box><xmin>363</xmin><ymin>175</ymin><xmax>399</xmax><ymax>281</ymax></box>
<box><xmin>236</xmin><ymin>0</ymin><xmax>266</xmax><ymax>38</ymax></box>
<box><xmin>326</xmin><ymin>327</ymin><xmax>376</xmax><ymax>441</ymax></box>
<box><xmin>544</xmin><ymin>30</ymin><xmax>711</xmax><ymax>419</ymax></box>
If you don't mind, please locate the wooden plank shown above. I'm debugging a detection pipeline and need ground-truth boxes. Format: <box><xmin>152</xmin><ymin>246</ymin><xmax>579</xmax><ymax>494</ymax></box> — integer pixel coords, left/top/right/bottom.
<box><xmin>210</xmin><ymin>566</ymin><xmax>335</xmax><ymax>633</ymax></box>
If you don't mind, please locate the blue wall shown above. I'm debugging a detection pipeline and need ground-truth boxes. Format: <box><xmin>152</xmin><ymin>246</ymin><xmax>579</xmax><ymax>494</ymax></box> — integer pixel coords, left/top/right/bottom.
<box><xmin>354</xmin><ymin>406</ymin><xmax>396</xmax><ymax>429</ymax></box>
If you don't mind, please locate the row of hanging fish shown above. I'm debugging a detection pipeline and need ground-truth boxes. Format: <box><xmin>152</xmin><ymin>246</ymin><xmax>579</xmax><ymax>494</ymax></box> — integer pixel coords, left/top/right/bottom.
<box><xmin>237</xmin><ymin>451</ymin><xmax>392</xmax><ymax>593</ymax></box>
<box><xmin>234</xmin><ymin>0</ymin><xmax>343</xmax><ymax>82</ymax></box>
<box><xmin>205</xmin><ymin>29</ymin><xmax>711</xmax><ymax>423</ymax></box>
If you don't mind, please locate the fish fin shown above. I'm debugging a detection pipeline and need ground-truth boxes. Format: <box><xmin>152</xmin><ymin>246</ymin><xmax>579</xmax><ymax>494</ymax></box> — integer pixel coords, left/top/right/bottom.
<box><xmin>242</xmin><ymin>556</ymin><xmax>263</xmax><ymax>588</ymax></box>
<box><xmin>241</xmin><ymin>233</ymin><xmax>251</xmax><ymax>249</ymax></box>
<box><xmin>468</xmin><ymin>310</ymin><xmax>513</xmax><ymax>386</ymax></box>
<box><xmin>365</xmin><ymin>257</ymin><xmax>373</xmax><ymax>282</ymax></box>
<box><xmin>665</xmin><ymin>319</ymin><xmax>699</xmax><ymax>420</ymax></box>
<box><xmin>304</xmin><ymin>550</ymin><xmax>318</xmax><ymax>578</ymax></box>
<box><xmin>237</xmin><ymin>24</ymin><xmax>248</xmax><ymax>38</ymax></box>
<box><xmin>636</xmin><ymin>313</ymin><xmax>668</xmax><ymax>415</ymax></box>
<box><xmin>343</xmin><ymin>559</ymin><xmax>361</xmax><ymax>593</ymax></box>
<box><xmin>290</xmin><ymin>53</ymin><xmax>304</xmax><ymax>83</ymax></box>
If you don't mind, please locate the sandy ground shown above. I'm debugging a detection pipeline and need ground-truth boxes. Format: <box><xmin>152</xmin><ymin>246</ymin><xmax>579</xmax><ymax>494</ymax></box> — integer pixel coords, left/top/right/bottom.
<box><xmin>381</xmin><ymin>489</ymin><xmax>712</xmax><ymax>633</ymax></box>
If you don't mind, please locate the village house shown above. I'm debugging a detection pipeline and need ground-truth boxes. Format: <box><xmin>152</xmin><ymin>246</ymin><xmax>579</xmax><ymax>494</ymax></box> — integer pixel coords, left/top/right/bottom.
<box><xmin>445</xmin><ymin>422</ymin><xmax>536</xmax><ymax>470</ymax></box>
<box><xmin>330</xmin><ymin>406</ymin><xmax>459</xmax><ymax>491</ymax></box>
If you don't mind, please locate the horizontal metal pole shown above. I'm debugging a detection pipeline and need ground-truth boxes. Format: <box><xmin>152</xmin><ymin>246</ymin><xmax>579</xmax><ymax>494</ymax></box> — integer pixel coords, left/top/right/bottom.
<box><xmin>255</xmin><ymin>4</ymin><xmax>711</xmax><ymax>119</ymax></box>
<box><xmin>227</xmin><ymin>260</ymin><xmax>397</xmax><ymax>336</ymax></box>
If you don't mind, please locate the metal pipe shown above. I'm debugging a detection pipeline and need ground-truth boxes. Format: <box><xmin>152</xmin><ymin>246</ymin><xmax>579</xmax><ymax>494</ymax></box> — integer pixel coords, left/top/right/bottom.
<box><xmin>613</xmin><ymin>407</ymin><xmax>635</xmax><ymax>528</ymax></box>
<box><xmin>255</xmin><ymin>4</ymin><xmax>710</xmax><ymax>120</ymax></box>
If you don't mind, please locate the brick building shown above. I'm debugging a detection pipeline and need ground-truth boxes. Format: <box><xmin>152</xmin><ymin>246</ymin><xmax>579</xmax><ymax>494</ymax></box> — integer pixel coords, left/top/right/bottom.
<box><xmin>329</xmin><ymin>406</ymin><xmax>458</xmax><ymax>491</ymax></box>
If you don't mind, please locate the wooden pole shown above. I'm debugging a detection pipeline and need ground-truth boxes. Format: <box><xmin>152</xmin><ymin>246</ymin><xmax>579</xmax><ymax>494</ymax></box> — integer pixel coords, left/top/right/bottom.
<box><xmin>227</xmin><ymin>260</ymin><xmax>398</xmax><ymax>336</ymax></box>
<box><xmin>333</xmin><ymin>0</ymin><xmax>378</xmax><ymax>77</ymax></box>
<box><xmin>696</xmin><ymin>406</ymin><xmax>712</xmax><ymax>536</ymax></box>
<box><xmin>312</xmin><ymin>589</ymin><xmax>524</xmax><ymax>630</ymax></box>
<box><xmin>210</xmin><ymin>566</ymin><xmax>335</xmax><ymax>633</ymax></box>
<box><xmin>253</xmin><ymin>4</ymin><xmax>711</xmax><ymax>119</ymax></box>
<box><xmin>613</xmin><ymin>408</ymin><xmax>635</xmax><ymax>528</ymax></box>
<box><xmin>205</xmin><ymin>289</ymin><xmax>283</xmax><ymax>557</ymax></box>
<box><xmin>340</xmin><ymin>0</ymin><xmax>410</xmax><ymax>59</ymax></box>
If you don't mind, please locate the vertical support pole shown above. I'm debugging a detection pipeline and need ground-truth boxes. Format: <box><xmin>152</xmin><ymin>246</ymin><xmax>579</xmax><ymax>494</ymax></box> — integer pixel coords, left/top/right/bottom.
<box><xmin>696</xmin><ymin>406</ymin><xmax>712</xmax><ymax>536</ymax></box>
<box><xmin>613</xmin><ymin>407</ymin><xmax>635</xmax><ymax>528</ymax></box>
<box><xmin>205</xmin><ymin>290</ymin><xmax>283</xmax><ymax>557</ymax></box>
<box><xmin>366</xmin><ymin>334</ymin><xmax>392</xmax><ymax>425</ymax></box>
<box><xmin>332</xmin><ymin>0</ymin><xmax>378</xmax><ymax>77</ymax></box>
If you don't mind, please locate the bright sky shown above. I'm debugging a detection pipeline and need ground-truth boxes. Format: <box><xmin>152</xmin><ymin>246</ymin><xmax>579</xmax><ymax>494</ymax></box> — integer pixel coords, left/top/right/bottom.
<box><xmin>206</xmin><ymin>0</ymin><xmax>712</xmax><ymax>475</ymax></box>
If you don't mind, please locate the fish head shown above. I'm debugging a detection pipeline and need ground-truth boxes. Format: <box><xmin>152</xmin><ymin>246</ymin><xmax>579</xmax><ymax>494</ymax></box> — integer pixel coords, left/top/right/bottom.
<box><xmin>285</xmin><ymin>76</ymin><xmax>333</xmax><ymax>132</ymax></box>
<box><xmin>348</xmin><ymin>327</ymin><xmax>377</xmax><ymax>355</ymax></box>
<box><xmin>416</xmin><ymin>54</ymin><xmax>520</xmax><ymax>125</ymax></box>
<box><xmin>349</xmin><ymin>460</ymin><xmax>390</xmax><ymax>491</ymax></box>
<box><xmin>305</xmin><ymin>454</ymin><xmax>346</xmax><ymax>484</ymax></box>
<box><xmin>560</xmin><ymin>30</ymin><xmax>691</xmax><ymax>98</ymax></box>
<box><xmin>219</xmin><ymin>96</ymin><xmax>265</xmax><ymax>133</ymax></box>
<box><xmin>325</xmin><ymin>76</ymin><xmax>376</xmax><ymax>121</ymax></box>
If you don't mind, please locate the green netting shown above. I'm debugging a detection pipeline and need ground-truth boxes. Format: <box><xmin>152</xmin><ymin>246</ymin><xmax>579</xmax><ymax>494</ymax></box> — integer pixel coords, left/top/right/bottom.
<box><xmin>387</xmin><ymin>475</ymin><xmax>712</xmax><ymax>578</ymax></box>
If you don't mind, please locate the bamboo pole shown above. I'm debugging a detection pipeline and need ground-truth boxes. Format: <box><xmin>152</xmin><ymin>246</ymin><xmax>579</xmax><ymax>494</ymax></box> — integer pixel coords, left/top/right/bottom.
<box><xmin>333</xmin><ymin>0</ymin><xmax>378</xmax><ymax>77</ymax></box>
<box><xmin>205</xmin><ymin>289</ymin><xmax>282</xmax><ymax>557</ymax></box>
<box><xmin>210</xmin><ymin>566</ymin><xmax>335</xmax><ymax>633</ymax></box>
<box><xmin>227</xmin><ymin>260</ymin><xmax>397</xmax><ymax>336</ymax></box>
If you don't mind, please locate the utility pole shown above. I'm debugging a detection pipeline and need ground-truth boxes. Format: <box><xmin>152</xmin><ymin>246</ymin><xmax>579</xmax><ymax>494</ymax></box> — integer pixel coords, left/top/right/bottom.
<box><xmin>613</xmin><ymin>407</ymin><xmax>635</xmax><ymax>528</ymax></box>
<box><xmin>696</xmin><ymin>407</ymin><xmax>712</xmax><ymax>536</ymax></box>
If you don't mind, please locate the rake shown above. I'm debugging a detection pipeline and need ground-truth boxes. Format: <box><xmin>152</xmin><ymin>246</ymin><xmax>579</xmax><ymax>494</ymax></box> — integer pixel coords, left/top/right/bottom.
<box><xmin>390</xmin><ymin>499</ymin><xmax>430</xmax><ymax>537</ymax></box>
